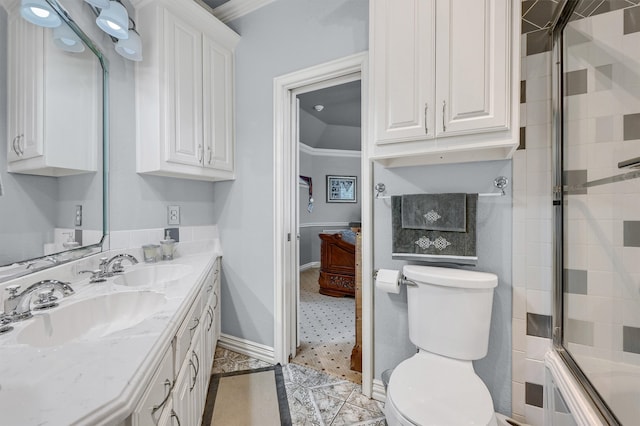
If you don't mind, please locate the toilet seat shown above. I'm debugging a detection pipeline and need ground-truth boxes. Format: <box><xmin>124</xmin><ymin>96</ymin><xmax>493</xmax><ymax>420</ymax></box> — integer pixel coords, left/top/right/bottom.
<box><xmin>386</xmin><ymin>351</ymin><xmax>496</xmax><ymax>426</ymax></box>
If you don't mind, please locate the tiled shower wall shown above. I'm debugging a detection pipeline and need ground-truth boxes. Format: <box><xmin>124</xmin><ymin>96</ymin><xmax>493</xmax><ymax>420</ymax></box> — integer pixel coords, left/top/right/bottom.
<box><xmin>563</xmin><ymin>0</ymin><xmax>640</xmax><ymax>398</ymax></box>
<box><xmin>513</xmin><ymin>1</ymin><xmax>640</xmax><ymax>425</ymax></box>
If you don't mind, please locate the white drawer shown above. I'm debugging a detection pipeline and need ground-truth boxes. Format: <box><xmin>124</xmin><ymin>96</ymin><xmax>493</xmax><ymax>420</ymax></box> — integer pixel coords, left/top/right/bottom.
<box><xmin>174</xmin><ymin>293</ymin><xmax>203</xmax><ymax>373</ymax></box>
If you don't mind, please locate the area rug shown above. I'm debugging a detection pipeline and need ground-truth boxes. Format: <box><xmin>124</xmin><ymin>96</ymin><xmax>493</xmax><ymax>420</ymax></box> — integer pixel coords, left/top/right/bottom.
<box><xmin>202</xmin><ymin>365</ymin><xmax>291</xmax><ymax>426</ymax></box>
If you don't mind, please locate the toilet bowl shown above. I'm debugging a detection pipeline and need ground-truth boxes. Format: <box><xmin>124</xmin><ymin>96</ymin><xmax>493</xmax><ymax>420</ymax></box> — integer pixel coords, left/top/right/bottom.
<box><xmin>385</xmin><ymin>265</ymin><xmax>499</xmax><ymax>426</ymax></box>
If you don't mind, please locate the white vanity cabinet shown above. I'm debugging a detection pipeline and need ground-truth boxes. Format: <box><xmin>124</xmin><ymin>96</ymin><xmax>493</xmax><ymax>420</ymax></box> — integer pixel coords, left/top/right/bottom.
<box><xmin>3</xmin><ymin>0</ymin><xmax>99</xmax><ymax>176</ymax></box>
<box><xmin>134</xmin><ymin>0</ymin><xmax>239</xmax><ymax>181</ymax></box>
<box><xmin>129</xmin><ymin>257</ymin><xmax>221</xmax><ymax>426</ymax></box>
<box><xmin>369</xmin><ymin>0</ymin><xmax>520</xmax><ymax>167</ymax></box>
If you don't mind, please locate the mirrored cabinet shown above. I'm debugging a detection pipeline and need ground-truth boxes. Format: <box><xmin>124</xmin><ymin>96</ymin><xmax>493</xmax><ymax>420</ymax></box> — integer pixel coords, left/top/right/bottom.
<box><xmin>5</xmin><ymin>0</ymin><xmax>100</xmax><ymax>176</ymax></box>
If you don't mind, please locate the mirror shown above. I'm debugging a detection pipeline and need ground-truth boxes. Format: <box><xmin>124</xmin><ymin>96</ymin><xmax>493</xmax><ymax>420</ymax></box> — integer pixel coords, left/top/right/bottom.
<box><xmin>0</xmin><ymin>0</ymin><xmax>106</xmax><ymax>281</ymax></box>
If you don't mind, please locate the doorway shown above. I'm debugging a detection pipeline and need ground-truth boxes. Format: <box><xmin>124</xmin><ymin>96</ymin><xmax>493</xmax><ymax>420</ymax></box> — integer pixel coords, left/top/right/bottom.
<box><xmin>273</xmin><ymin>52</ymin><xmax>374</xmax><ymax>396</ymax></box>
<box><xmin>294</xmin><ymin>80</ymin><xmax>362</xmax><ymax>382</ymax></box>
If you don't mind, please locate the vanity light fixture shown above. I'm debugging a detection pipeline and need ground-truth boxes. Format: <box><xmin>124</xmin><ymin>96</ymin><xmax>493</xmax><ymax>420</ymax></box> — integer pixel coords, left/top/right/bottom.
<box><xmin>115</xmin><ymin>24</ymin><xmax>142</xmax><ymax>61</ymax></box>
<box><xmin>314</xmin><ymin>104</ymin><xmax>324</xmax><ymax>112</ymax></box>
<box><xmin>20</xmin><ymin>0</ymin><xmax>62</xmax><ymax>28</ymax></box>
<box><xmin>95</xmin><ymin>0</ymin><xmax>129</xmax><ymax>39</ymax></box>
<box><xmin>53</xmin><ymin>24</ymin><xmax>85</xmax><ymax>53</ymax></box>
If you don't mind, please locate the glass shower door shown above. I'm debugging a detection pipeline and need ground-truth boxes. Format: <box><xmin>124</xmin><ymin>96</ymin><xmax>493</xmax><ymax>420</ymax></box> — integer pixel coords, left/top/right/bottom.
<box><xmin>561</xmin><ymin>2</ymin><xmax>640</xmax><ymax>424</ymax></box>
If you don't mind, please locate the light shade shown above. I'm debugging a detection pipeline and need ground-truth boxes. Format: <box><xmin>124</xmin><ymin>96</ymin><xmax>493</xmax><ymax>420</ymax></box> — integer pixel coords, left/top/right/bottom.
<box><xmin>84</xmin><ymin>0</ymin><xmax>110</xmax><ymax>8</ymax></box>
<box><xmin>21</xmin><ymin>0</ymin><xmax>62</xmax><ymax>28</ymax></box>
<box><xmin>95</xmin><ymin>1</ymin><xmax>129</xmax><ymax>39</ymax></box>
<box><xmin>53</xmin><ymin>24</ymin><xmax>85</xmax><ymax>53</ymax></box>
<box><xmin>115</xmin><ymin>29</ymin><xmax>142</xmax><ymax>61</ymax></box>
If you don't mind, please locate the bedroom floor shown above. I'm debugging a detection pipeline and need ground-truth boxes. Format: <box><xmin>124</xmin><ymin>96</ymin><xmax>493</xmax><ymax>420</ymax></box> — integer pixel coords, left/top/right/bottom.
<box><xmin>292</xmin><ymin>268</ymin><xmax>360</xmax><ymax>383</ymax></box>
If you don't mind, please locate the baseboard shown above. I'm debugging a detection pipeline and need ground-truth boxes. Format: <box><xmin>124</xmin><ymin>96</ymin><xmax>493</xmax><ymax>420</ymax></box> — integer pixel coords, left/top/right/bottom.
<box><xmin>218</xmin><ymin>334</ymin><xmax>275</xmax><ymax>364</ymax></box>
<box><xmin>372</xmin><ymin>379</ymin><xmax>386</xmax><ymax>402</ymax></box>
<box><xmin>300</xmin><ymin>261</ymin><xmax>320</xmax><ymax>271</ymax></box>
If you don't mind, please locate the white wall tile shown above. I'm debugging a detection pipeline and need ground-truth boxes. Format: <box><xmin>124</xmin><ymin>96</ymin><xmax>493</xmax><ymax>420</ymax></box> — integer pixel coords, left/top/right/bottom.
<box><xmin>525</xmin><ymin>403</ymin><xmax>544</xmax><ymax>426</ymax></box>
<box><xmin>513</xmin><ymin>350</ymin><xmax>526</xmax><ymax>384</ymax></box>
<box><xmin>513</xmin><ymin>318</ymin><xmax>526</xmax><ymax>352</ymax></box>
<box><xmin>527</xmin><ymin>100</ymin><xmax>552</xmax><ymax>125</ymax></box>
<box><xmin>525</xmin><ymin>358</ymin><xmax>546</xmax><ymax>385</ymax></box>
<box><xmin>513</xmin><ymin>381</ymin><xmax>526</xmax><ymax>417</ymax></box>
<box><xmin>514</xmin><ymin>286</ymin><xmax>527</xmax><ymax>319</ymax></box>
<box><xmin>109</xmin><ymin>231</ymin><xmax>131</xmax><ymax>250</ymax></box>
<box><xmin>526</xmin><ymin>52</ymin><xmax>552</xmax><ymax>78</ymax></box>
<box><xmin>526</xmin><ymin>335</ymin><xmax>551</xmax><ymax>361</ymax></box>
<box><xmin>527</xmin><ymin>289</ymin><xmax>552</xmax><ymax>316</ymax></box>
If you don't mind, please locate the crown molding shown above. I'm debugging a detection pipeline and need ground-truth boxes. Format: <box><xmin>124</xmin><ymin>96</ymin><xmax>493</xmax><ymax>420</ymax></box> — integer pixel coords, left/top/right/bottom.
<box><xmin>211</xmin><ymin>0</ymin><xmax>275</xmax><ymax>24</ymax></box>
<box><xmin>299</xmin><ymin>143</ymin><xmax>361</xmax><ymax>158</ymax></box>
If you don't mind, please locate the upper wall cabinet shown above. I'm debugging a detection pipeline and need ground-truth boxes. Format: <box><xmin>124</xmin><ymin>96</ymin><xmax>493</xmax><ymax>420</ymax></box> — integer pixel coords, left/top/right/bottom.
<box><xmin>369</xmin><ymin>0</ymin><xmax>520</xmax><ymax>167</ymax></box>
<box><xmin>134</xmin><ymin>0</ymin><xmax>239</xmax><ymax>181</ymax></box>
<box><xmin>5</xmin><ymin>1</ymin><xmax>100</xmax><ymax>176</ymax></box>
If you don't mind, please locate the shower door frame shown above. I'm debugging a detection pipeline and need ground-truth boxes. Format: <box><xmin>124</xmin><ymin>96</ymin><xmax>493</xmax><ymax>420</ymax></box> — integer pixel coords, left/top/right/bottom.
<box><xmin>551</xmin><ymin>1</ymin><xmax>623</xmax><ymax>424</ymax></box>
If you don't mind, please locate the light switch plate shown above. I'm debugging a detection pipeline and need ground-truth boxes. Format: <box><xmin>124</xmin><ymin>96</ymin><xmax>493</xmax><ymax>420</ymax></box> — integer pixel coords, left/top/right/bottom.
<box><xmin>168</xmin><ymin>205</ymin><xmax>180</xmax><ymax>225</ymax></box>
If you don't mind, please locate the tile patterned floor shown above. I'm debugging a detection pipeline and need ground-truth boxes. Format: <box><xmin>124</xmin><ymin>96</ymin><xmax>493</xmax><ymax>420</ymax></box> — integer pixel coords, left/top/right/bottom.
<box><xmin>212</xmin><ymin>347</ymin><xmax>386</xmax><ymax>426</ymax></box>
<box><xmin>294</xmin><ymin>269</ymin><xmax>361</xmax><ymax>383</ymax></box>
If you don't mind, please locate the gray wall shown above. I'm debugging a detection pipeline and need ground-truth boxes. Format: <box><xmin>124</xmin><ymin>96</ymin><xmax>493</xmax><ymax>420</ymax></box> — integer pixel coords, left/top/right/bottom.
<box><xmin>299</xmin><ymin>150</ymin><xmax>361</xmax><ymax>265</ymax></box>
<box><xmin>373</xmin><ymin>160</ymin><xmax>513</xmax><ymax>415</ymax></box>
<box><xmin>213</xmin><ymin>0</ymin><xmax>368</xmax><ymax>346</ymax></box>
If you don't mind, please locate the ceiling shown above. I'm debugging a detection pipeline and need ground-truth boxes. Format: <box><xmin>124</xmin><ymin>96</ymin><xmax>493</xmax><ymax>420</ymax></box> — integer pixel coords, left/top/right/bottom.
<box><xmin>296</xmin><ymin>80</ymin><xmax>362</xmax><ymax>151</ymax></box>
<box><xmin>202</xmin><ymin>0</ymin><xmax>231</xmax><ymax>9</ymax></box>
<box><xmin>298</xmin><ymin>80</ymin><xmax>361</xmax><ymax>127</ymax></box>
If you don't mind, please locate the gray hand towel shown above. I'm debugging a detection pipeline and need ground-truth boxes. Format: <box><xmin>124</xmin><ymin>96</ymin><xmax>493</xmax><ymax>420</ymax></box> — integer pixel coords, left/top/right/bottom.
<box><xmin>392</xmin><ymin>194</ymin><xmax>478</xmax><ymax>265</ymax></box>
<box><xmin>401</xmin><ymin>193</ymin><xmax>466</xmax><ymax>231</ymax></box>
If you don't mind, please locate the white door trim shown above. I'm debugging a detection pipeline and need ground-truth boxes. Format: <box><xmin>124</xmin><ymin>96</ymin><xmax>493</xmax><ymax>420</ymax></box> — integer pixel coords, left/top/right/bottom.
<box><xmin>273</xmin><ymin>51</ymin><xmax>374</xmax><ymax>397</ymax></box>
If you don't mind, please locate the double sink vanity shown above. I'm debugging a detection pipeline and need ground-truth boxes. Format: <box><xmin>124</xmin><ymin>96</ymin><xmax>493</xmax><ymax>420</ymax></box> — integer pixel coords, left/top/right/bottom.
<box><xmin>0</xmin><ymin>241</ymin><xmax>222</xmax><ymax>425</ymax></box>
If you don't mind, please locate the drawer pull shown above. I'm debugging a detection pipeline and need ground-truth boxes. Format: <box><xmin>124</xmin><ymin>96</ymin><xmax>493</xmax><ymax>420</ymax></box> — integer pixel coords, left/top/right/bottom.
<box><xmin>189</xmin><ymin>359</ymin><xmax>197</xmax><ymax>391</ymax></box>
<box><xmin>171</xmin><ymin>409</ymin><xmax>181</xmax><ymax>426</ymax></box>
<box><xmin>207</xmin><ymin>284</ymin><xmax>213</xmax><ymax>293</ymax></box>
<box><xmin>442</xmin><ymin>100</ymin><xmax>447</xmax><ymax>132</ymax></box>
<box><xmin>151</xmin><ymin>378</ymin><xmax>172</xmax><ymax>414</ymax></box>
<box><xmin>189</xmin><ymin>351</ymin><xmax>200</xmax><ymax>391</ymax></box>
<box><xmin>213</xmin><ymin>292</ymin><xmax>218</xmax><ymax>309</ymax></box>
<box><xmin>207</xmin><ymin>308</ymin><xmax>213</xmax><ymax>331</ymax></box>
<box><xmin>189</xmin><ymin>317</ymin><xmax>199</xmax><ymax>333</ymax></box>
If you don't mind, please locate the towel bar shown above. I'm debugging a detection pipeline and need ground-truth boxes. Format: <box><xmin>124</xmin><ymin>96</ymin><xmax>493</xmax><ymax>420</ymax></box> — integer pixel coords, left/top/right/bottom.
<box><xmin>374</xmin><ymin>176</ymin><xmax>509</xmax><ymax>199</ymax></box>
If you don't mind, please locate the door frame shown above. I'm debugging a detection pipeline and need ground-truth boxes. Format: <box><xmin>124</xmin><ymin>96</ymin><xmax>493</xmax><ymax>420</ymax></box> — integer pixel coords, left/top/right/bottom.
<box><xmin>273</xmin><ymin>52</ymin><xmax>373</xmax><ymax>396</ymax></box>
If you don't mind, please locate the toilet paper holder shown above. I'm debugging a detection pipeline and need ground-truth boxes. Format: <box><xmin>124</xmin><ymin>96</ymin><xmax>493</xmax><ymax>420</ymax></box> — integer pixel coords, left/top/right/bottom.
<box><xmin>373</xmin><ymin>270</ymin><xmax>418</xmax><ymax>287</ymax></box>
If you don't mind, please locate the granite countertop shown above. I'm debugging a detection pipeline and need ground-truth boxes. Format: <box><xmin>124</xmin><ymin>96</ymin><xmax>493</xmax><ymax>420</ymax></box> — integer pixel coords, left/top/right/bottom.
<box><xmin>0</xmin><ymin>240</ymin><xmax>222</xmax><ymax>425</ymax></box>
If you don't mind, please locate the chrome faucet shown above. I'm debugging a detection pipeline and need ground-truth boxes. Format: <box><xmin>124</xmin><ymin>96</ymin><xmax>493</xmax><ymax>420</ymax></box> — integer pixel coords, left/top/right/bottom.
<box><xmin>3</xmin><ymin>280</ymin><xmax>74</xmax><ymax>321</ymax></box>
<box><xmin>105</xmin><ymin>254</ymin><xmax>139</xmax><ymax>273</ymax></box>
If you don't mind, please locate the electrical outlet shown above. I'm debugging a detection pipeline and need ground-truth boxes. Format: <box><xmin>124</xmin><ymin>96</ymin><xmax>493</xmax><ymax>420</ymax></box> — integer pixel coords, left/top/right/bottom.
<box><xmin>75</xmin><ymin>205</ymin><xmax>82</xmax><ymax>226</ymax></box>
<box><xmin>168</xmin><ymin>205</ymin><xmax>180</xmax><ymax>225</ymax></box>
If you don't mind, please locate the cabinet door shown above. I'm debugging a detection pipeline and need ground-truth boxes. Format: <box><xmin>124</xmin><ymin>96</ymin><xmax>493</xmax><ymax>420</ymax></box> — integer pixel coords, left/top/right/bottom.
<box><xmin>163</xmin><ymin>10</ymin><xmax>204</xmax><ymax>167</ymax></box>
<box><xmin>203</xmin><ymin>35</ymin><xmax>234</xmax><ymax>172</ymax></box>
<box><xmin>372</xmin><ymin>0</ymin><xmax>435</xmax><ymax>144</ymax></box>
<box><xmin>7</xmin><ymin>13</ymin><xmax>43</xmax><ymax>162</ymax></box>
<box><xmin>173</xmin><ymin>358</ymin><xmax>196</xmax><ymax>426</ymax></box>
<box><xmin>435</xmin><ymin>0</ymin><xmax>510</xmax><ymax>136</ymax></box>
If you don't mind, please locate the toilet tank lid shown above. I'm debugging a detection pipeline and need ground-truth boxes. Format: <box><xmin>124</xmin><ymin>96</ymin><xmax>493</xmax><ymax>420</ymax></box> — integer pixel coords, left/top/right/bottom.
<box><xmin>403</xmin><ymin>265</ymin><xmax>498</xmax><ymax>289</ymax></box>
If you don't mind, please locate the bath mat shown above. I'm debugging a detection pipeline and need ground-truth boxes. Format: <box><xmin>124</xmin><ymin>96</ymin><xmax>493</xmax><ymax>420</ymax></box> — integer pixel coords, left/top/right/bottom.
<box><xmin>202</xmin><ymin>365</ymin><xmax>291</xmax><ymax>426</ymax></box>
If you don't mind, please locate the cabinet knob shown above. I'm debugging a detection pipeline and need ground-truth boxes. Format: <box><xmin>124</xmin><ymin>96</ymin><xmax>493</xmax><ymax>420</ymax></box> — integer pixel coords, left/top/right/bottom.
<box><xmin>207</xmin><ymin>146</ymin><xmax>212</xmax><ymax>164</ymax></box>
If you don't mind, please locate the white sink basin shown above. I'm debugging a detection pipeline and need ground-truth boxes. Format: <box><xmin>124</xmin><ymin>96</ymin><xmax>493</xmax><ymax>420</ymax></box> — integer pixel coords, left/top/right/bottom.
<box><xmin>113</xmin><ymin>264</ymin><xmax>193</xmax><ymax>287</ymax></box>
<box><xmin>17</xmin><ymin>291</ymin><xmax>166</xmax><ymax>347</ymax></box>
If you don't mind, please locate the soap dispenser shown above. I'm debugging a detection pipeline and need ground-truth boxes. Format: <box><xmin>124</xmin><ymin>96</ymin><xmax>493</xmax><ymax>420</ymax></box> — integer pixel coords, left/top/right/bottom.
<box><xmin>160</xmin><ymin>231</ymin><xmax>176</xmax><ymax>261</ymax></box>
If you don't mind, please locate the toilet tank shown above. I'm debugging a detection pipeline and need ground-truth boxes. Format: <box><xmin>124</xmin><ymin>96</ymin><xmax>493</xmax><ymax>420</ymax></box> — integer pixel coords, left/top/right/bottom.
<box><xmin>403</xmin><ymin>265</ymin><xmax>498</xmax><ymax>361</ymax></box>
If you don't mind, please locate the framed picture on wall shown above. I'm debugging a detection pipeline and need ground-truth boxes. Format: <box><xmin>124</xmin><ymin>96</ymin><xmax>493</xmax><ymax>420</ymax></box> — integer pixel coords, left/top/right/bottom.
<box><xmin>326</xmin><ymin>175</ymin><xmax>357</xmax><ymax>203</ymax></box>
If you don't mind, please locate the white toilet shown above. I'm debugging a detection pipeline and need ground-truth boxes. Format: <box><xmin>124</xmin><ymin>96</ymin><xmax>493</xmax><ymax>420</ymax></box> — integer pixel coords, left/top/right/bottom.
<box><xmin>385</xmin><ymin>265</ymin><xmax>499</xmax><ymax>426</ymax></box>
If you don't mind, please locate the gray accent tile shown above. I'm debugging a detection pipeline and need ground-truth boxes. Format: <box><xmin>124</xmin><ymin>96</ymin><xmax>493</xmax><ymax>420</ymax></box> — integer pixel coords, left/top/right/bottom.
<box><xmin>527</xmin><ymin>28</ymin><xmax>552</xmax><ymax>55</ymax></box>
<box><xmin>521</xmin><ymin>80</ymin><xmax>527</xmax><ymax>103</ymax></box>
<box><xmin>164</xmin><ymin>227</ymin><xmax>179</xmax><ymax>242</ymax></box>
<box><xmin>523</xmin><ymin>0</ymin><xmax>558</xmax><ymax>28</ymax></box>
<box><xmin>563</xmin><ymin>170</ymin><xmax>588</xmax><ymax>195</ymax></box>
<box><xmin>564</xmin><ymin>269</ymin><xmax>588</xmax><ymax>294</ymax></box>
<box><xmin>594</xmin><ymin>64</ymin><xmax>613</xmax><ymax>91</ymax></box>
<box><xmin>623</xmin><ymin>113</ymin><xmax>640</xmax><ymax>140</ymax></box>
<box><xmin>624</xmin><ymin>6</ymin><xmax>640</xmax><ymax>34</ymax></box>
<box><xmin>519</xmin><ymin>127</ymin><xmax>527</xmax><ymax>150</ymax></box>
<box><xmin>565</xmin><ymin>26</ymin><xmax>593</xmax><ymax>45</ymax></box>
<box><xmin>566</xmin><ymin>318</ymin><xmax>594</xmax><ymax>346</ymax></box>
<box><xmin>623</xmin><ymin>326</ymin><xmax>640</xmax><ymax>354</ymax></box>
<box><xmin>527</xmin><ymin>313</ymin><xmax>552</xmax><ymax>338</ymax></box>
<box><xmin>525</xmin><ymin>382</ymin><xmax>544</xmax><ymax>408</ymax></box>
<box><xmin>554</xmin><ymin>387</ymin><xmax>571</xmax><ymax>414</ymax></box>
<box><xmin>564</xmin><ymin>69</ymin><xmax>588</xmax><ymax>96</ymax></box>
<box><xmin>623</xmin><ymin>221</ymin><xmax>640</xmax><ymax>247</ymax></box>
<box><xmin>592</xmin><ymin>0</ymin><xmax>632</xmax><ymax>16</ymax></box>
<box><xmin>522</xmin><ymin>18</ymin><xmax>542</xmax><ymax>34</ymax></box>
